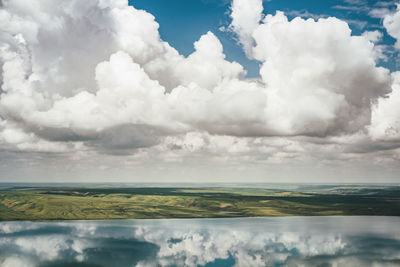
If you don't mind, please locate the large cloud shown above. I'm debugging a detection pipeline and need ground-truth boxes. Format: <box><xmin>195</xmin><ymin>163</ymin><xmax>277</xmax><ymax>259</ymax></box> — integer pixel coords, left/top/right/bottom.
<box><xmin>231</xmin><ymin>0</ymin><xmax>390</xmax><ymax>136</ymax></box>
<box><xmin>0</xmin><ymin>0</ymin><xmax>253</xmax><ymax>152</ymax></box>
<box><xmin>384</xmin><ymin>4</ymin><xmax>400</xmax><ymax>49</ymax></box>
<box><xmin>369</xmin><ymin>5</ymin><xmax>400</xmax><ymax>141</ymax></box>
<box><xmin>229</xmin><ymin>0</ymin><xmax>263</xmax><ymax>56</ymax></box>
<box><xmin>370</xmin><ymin>72</ymin><xmax>400</xmax><ymax>141</ymax></box>
<box><xmin>0</xmin><ymin>0</ymin><xmax>394</xmax><ymax>157</ymax></box>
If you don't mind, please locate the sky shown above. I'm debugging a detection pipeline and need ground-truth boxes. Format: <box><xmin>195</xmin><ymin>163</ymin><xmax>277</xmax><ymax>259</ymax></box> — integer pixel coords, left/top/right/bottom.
<box><xmin>131</xmin><ymin>0</ymin><xmax>399</xmax><ymax>75</ymax></box>
<box><xmin>0</xmin><ymin>0</ymin><xmax>400</xmax><ymax>183</ymax></box>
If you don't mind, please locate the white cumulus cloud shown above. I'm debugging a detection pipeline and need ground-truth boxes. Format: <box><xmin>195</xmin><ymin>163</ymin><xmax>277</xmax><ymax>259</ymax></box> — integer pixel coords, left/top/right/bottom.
<box><xmin>0</xmin><ymin>0</ymin><xmax>399</xmax><ymax>182</ymax></box>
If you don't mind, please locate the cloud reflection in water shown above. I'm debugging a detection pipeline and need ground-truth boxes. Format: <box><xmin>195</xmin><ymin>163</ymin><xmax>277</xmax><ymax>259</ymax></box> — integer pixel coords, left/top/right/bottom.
<box><xmin>0</xmin><ymin>217</ymin><xmax>399</xmax><ymax>267</ymax></box>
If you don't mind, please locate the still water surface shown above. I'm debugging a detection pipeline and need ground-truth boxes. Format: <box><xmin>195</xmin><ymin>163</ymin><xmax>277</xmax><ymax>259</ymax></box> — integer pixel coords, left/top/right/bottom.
<box><xmin>0</xmin><ymin>216</ymin><xmax>399</xmax><ymax>267</ymax></box>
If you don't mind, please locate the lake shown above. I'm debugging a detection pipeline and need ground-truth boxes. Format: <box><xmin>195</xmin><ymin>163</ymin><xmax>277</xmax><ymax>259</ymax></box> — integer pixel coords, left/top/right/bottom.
<box><xmin>0</xmin><ymin>216</ymin><xmax>399</xmax><ymax>266</ymax></box>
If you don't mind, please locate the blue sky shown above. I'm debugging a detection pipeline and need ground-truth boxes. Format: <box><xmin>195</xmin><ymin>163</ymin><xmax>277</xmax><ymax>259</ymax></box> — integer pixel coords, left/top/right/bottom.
<box><xmin>131</xmin><ymin>0</ymin><xmax>399</xmax><ymax>77</ymax></box>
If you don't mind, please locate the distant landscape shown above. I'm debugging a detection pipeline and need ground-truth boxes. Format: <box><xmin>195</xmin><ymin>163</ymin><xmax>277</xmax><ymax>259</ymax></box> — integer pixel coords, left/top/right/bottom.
<box><xmin>1</xmin><ymin>184</ymin><xmax>399</xmax><ymax>220</ymax></box>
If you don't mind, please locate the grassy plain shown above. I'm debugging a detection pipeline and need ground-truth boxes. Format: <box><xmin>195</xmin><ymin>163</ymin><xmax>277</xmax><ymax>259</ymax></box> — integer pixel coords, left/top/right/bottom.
<box><xmin>0</xmin><ymin>185</ymin><xmax>399</xmax><ymax>220</ymax></box>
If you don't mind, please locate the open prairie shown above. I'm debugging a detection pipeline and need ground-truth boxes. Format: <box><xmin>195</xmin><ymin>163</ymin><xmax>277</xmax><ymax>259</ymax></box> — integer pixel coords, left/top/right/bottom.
<box><xmin>1</xmin><ymin>185</ymin><xmax>399</xmax><ymax>220</ymax></box>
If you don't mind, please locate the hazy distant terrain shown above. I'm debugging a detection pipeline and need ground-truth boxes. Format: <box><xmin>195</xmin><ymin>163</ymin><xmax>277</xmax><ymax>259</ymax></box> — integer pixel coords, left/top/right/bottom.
<box><xmin>0</xmin><ymin>185</ymin><xmax>399</xmax><ymax>220</ymax></box>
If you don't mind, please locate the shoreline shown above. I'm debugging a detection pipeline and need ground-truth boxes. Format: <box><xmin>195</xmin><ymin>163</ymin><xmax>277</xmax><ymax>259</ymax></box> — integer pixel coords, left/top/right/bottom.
<box><xmin>2</xmin><ymin>214</ymin><xmax>400</xmax><ymax>223</ymax></box>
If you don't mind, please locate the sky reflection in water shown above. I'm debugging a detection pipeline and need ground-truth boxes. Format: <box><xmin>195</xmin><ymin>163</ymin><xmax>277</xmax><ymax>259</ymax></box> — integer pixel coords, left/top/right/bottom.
<box><xmin>0</xmin><ymin>216</ymin><xmax>400</xmax><ymax>267</ymax></box>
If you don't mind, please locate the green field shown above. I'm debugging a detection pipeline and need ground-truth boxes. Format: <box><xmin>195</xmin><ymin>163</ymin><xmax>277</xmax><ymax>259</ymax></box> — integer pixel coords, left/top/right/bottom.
<box><xmin>0</xmin><ymin>185</ymin><xmax>399</xmax><ymax>220</ymax></box>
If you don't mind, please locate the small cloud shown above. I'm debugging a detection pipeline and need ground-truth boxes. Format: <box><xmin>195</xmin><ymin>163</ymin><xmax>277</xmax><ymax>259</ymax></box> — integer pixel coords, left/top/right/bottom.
<box><xmin>332</xmin><ymin>5</ymin><xmax>369</xmax><ymax>13</ymax></box>
<box><xmin>285</xmin><ymin>10</ymin><xmax>328</xmax><ymax>20</ymax></box>
<box><xmin>344</xmin><ymin>0</ymin><xmax>367</xmax><ymax>5</ymax></box>
<box><xmin>362</xmin><ymin>30</ymin><xmax>383</xmax><ymax>43</ymax></box>
<box><xmin>345</xmin><ymin>19</ymin><xmax>368</xmax><ymax>29</ymax></box>
<box><xmin>369</xmin><ymin>8</ymin><xmax>391</xmax><ymax>18</ymax></box>
<box><xmin>375</xmin><ymin>1</ymin><xmax>397</xmax><ymax>8</ymax></box>
<box><xmin>219</xmin><ymin>26</ymin><xmax>227</xmax><ymax>32</ymax></box>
